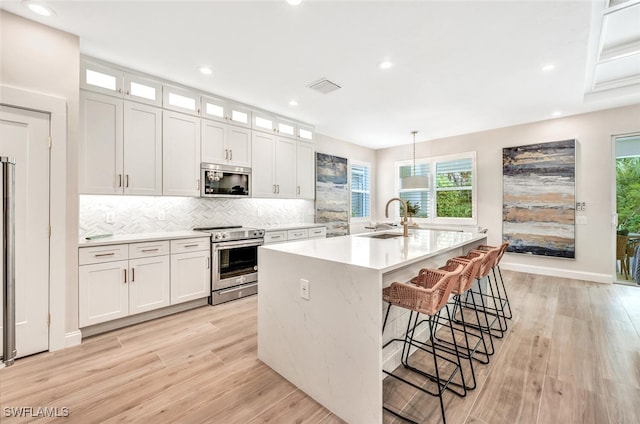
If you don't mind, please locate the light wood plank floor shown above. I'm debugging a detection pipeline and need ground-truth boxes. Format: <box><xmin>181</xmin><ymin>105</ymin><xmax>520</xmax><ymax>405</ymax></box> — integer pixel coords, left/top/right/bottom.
<box><xmin>1</xmin><ymin>271</ymin><xmax>639</xmax><ymax>423</ymax></box>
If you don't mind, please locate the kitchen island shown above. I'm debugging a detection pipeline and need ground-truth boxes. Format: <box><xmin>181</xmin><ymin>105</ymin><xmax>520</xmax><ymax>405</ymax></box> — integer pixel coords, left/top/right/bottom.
<box><xmin>257</xmin><ymin>229</ymin><xmax>487</xmax><ymax>424</ymax></box>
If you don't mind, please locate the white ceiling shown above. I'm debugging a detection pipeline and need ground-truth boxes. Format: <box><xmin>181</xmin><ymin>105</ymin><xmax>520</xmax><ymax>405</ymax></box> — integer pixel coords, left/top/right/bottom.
<box><xmin>3</xmin><ymin>0</ymin><xmax>640</xmax><ymax>149</ymax></box>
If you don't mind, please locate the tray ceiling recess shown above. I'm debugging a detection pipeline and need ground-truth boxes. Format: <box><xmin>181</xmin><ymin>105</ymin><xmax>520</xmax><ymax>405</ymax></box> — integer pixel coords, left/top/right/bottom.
<box><xmin>584</xmin><ymin>0</ymin><xmax>640</xmax><ymax>102</ymax></box>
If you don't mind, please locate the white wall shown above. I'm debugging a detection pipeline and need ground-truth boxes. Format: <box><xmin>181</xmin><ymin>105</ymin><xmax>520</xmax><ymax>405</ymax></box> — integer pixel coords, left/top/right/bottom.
<box><xmin>1</xmin><ymin>11</ymin><xmax>80</xmax><ymax>334</ymax></box>
<box><xmin>315</xmin><ymin>133</ymin><xmax>377</xmax><ymax>234</ymax></box>
<box><xmin>376</xmin><ymin>104</ymin><xmax>640</xmax><ymax>283</ymax></box>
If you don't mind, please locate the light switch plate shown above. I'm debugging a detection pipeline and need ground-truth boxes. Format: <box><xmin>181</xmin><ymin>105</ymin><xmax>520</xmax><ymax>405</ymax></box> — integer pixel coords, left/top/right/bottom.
<box><xmin>300</xmin><ymin>279</ymin><xmax>310</xmax><ymax>300</ymax></box>
<box><xmin>576</xmin><ymin>215</ymin><xmax>587</xmax><ymax>225</ymax></box>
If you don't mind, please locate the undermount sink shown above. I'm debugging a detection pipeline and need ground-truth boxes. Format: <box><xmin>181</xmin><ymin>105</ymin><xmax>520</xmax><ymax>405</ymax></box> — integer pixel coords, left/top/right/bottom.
<box><xmin>365</xmin><ymin>233</ymin><xmax>404</xmax><ymax>239</ymax></box>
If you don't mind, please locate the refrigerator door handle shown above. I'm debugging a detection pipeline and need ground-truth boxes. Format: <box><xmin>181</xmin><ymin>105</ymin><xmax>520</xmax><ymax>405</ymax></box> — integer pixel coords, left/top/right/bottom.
<box><xmin>1</xmin><ymin>157</ymin><xmax>17</xmax><ymax>367</ymax></box>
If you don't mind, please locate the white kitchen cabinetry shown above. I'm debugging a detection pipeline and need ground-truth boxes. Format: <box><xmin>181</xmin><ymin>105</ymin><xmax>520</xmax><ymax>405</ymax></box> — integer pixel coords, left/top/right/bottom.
<box><xmin>79</xmin><ymin>241</ymin><xmax>170</xmax><ymax>327</ymax></box>
<box><xmin>79</xmin><ymin>237</ymin><xmax>210</xmax><ymax>328</ymax></box>
<box><xmin>297</xmin><ymin>123</ymin><xmax>315</xmax><ymax>142</ymax></box>
<box><xmin>296</xmin><ymin>140</ymin><xmax>315</xmax><ymax>199</ymax></box>
<box><xmin>254</xmin><ymin>132</ymin><xmax>295</xmax><ymax>198</ymax></box>
<box><xmin>170</xmin><ymin>238</ymin><xmax>211</xmax><ymax>304</ymax></box>
<box><xmin>80</xmin><ymin>91</ymin><xmax>162</xmax><ymax>195</ymax></box>
<box><xmin>201</xmin><ymin>95</ymin><xmax>252</xmax><ymax>129</ymax></box>
<box><xmin>163</xmin><ymin>85</ymin><xmax>201</xmax><ymax>116</ymax></box>
<box><xmin>81</xmin><ymin>59</ymin><xmax>162</xmax><ymax>107</ymax></box>
<box><xmin>201</xmin><ymin>119</ymin><xmax>251</xmax><ymax>167</ymax></box>
<box><xmin>251</xmin><ymin>131</ymin><xmax>313</xmax><ymax>199</ymax></box>
<box><xmin>163</xmin><ymin>111</ymin><xmax>201</xmax><ymax>196</ymax></box>
<box><xmin>263</xmin><ymin>226</ymin><xmax>327</xmax><ymax>244</ymax></box>
<box><xmin>79</xmin><ymin>259</ymin><xmax>129</xmax><ymax>327</ymax></box>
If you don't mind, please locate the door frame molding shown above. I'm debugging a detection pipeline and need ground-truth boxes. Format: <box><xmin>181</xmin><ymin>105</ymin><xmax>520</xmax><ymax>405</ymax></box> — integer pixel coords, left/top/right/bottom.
<box><xmin>1</xmin><ymin>85</ymin><xmax>70</xmax><ymax>351</ymax></box>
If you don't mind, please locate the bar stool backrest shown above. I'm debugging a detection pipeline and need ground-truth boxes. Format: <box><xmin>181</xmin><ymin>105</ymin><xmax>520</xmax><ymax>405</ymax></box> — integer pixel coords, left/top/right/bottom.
<box><xmin>466</xmin><ymin>249</ymin><xmax>495</xmax><ymax>279</ymax></box>
<box><xmin>445</xmin><ymin>255</ymin><xmax>482</xmax><ymax>294</ymax></box>
<box><xmin>395</xmin><ymin>264</ymin><xmax>463</xmax><ymax>316</ymax></box>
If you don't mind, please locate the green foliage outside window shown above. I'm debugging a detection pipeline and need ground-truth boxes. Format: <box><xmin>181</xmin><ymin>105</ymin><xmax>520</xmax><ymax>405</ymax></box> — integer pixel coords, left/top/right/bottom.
<box><xmin>436</xmin><ymin>190</ymin><xmax>472</xmax><ymax>218</ymax></box>
<box><xmin>616</xmin><ymin>157</ymin><xmax>640</xmax><ymax>233</ymax></box>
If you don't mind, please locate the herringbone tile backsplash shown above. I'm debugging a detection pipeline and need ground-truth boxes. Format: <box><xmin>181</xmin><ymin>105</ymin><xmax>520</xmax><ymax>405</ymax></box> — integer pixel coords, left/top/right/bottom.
<box><xmin>80</xmin><ymin>195</ymin><xmax>316</xmax><ymax>237</ymax></box>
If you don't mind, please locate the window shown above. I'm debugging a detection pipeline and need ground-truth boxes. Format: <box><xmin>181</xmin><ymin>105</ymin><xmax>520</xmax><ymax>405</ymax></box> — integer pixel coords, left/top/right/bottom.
<box><xmin>399</xmin><ymin>163</ymin><xmax>430</xmax><ymax>218</ymax></box>
<box><xmin>396</xmin><ymin>152</ymin><xmax>476</xmax><ymax>224</ymax></box>
<box><xmin>351</xmin><ymin>162</ymin><xmax>371</xmax><ymax>219</ymax></box>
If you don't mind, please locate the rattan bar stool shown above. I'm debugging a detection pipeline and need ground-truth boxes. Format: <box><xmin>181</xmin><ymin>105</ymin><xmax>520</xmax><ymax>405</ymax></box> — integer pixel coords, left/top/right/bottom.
<box><xmin>451</xmin><ymin>249</ymin><xmax>503</xmax><ymax>348</ymax></box>
<box><xmin>476</xmin><ymin>242</ymin><xmax>512</xmax><ymax>320</ymax></box>
<box><xmin>460</xmin><ymin>245</ymin><xmax>509</xmax><ymax>336</ymax></box>
<box><xmin>381</xmin><ymin>265</ymin><xmax>463</xmax><ymax>424</ymax></box>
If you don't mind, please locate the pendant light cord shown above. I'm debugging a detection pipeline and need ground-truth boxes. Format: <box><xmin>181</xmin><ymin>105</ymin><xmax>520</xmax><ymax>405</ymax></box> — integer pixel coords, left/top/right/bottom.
<box><xmin>411</xmin><ymin>130</ymin><xmax>418</xmax><ymax>177</ymax></box>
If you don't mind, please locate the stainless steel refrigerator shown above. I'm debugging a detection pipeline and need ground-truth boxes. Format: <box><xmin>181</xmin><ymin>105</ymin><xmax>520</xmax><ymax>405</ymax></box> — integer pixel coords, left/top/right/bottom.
<box><xmin>1</xmin><ymin>156</ymin><xmax>16</xmax><ymax>367</ymax></box>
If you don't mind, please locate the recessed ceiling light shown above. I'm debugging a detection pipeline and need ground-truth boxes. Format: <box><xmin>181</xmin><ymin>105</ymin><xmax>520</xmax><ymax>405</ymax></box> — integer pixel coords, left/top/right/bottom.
<box><xmin>286</xmin><ymin>0</ymin><xmax>302</xmax><ymax>5</ymax></box>
<box><xmin>542</xmin><ymin>64</ymin><xmax>556</xmax><ymax>72</ymax></box>
<box><xmin>379</xmin><ymin>60</ymin><xmax>393</xmax><ymax>70</ymax></box>
<box><xmin>199</xmin><ymin>66</ymin><xmax>213</xmax><ymax>75</ymax></box>
<box><xmin>289</xmin><ymin>100</ymin><xmax>298</xmax><ymax>106</ymax></box>
<box><xmin>22</xmin><ymin>1</ymin><xmax>55</xmax><ymax>17</ymax></box>
<box><xmin>551</xmin><ymin>111</ymin><xmax>562</xmax><ymax>117</ymax></box>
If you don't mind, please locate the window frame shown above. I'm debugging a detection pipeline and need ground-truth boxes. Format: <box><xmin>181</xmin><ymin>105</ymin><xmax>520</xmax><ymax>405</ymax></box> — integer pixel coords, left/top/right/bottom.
<box><xmin>395</xmin><ymin>151</ymin><xmax>477</xmax><ymax>225</ymax></box>
<box><xmin>350</xmin><ymin>160</ymin><xmax>371</xmax><ymax>221</ymax></box>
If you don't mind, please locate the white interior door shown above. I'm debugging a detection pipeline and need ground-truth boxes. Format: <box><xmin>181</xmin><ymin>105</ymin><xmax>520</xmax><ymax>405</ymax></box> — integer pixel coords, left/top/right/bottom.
<box><xmin>0</xmin><ymin>105</ymin><xmax>50</xmax><ymax>359</ymax></box>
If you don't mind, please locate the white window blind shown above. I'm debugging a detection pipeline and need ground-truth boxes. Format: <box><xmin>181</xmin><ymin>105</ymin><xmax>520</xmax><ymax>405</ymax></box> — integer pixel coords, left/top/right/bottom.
<box><xmin>399</xmin><ymin>163</ymin><xmax>430</xmax><ymax>218</ymax></box>
<box><xmin>351</xmin><ymin>164</ymin><xmax>370</xmax><ymax>218</ymax></box>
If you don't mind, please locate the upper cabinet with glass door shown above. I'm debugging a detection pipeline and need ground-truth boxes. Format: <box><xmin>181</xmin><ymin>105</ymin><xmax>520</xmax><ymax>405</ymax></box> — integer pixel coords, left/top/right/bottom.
<box><xmin>201</xmin><ymin>95</ymin><xmax>251</xmax><ymax>128</ymax></box>
<box><xmin>81</xmin><ymin>59</ymin><xmax>162</xmax><ymax>107</ymax></box>
<box><xmin>252</xmin><ymin>110</ymin><xmax>314</xmax><ymax>142</ymax></box>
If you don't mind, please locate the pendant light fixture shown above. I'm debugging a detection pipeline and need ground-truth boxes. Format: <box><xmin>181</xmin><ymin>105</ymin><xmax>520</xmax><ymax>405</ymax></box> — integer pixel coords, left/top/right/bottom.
<box><xmin>400</xmin><ymin>130</ymin><xmax>429</xmax><ymax>189</ymax></box>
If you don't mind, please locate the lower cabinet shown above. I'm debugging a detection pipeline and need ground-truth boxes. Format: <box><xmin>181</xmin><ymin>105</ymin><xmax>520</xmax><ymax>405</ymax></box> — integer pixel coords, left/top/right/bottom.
<box><xmin>79</xmin><ymin>237</ymin><xmax>210</xmax><ymax>328</ymax></box>
<box><xmin>263</xmin><ymin>226</ymin><xmax>327</xmax><ymax>245</ymax></box>
<box><xmin>170</xmin><ymin>239</ymin><xmax>210</xmax><ymax>304</ymax></box>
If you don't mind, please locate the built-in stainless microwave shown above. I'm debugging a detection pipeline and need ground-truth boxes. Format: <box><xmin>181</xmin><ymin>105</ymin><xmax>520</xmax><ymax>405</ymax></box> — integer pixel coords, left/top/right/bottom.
<box><xmin>200</xmin><ymin>163</ymin><xmax>251</xmax><ymax>197</ymax></box>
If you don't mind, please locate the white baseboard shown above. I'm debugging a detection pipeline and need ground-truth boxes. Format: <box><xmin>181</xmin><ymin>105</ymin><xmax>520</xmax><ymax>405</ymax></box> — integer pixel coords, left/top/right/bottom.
<box><xmin>64</xmin><ymin>330</ymin><xmax>82</xmax><ymax>349</ymax></box>
<box><xmin>500</xmin><ymin>262</ymin><xmax>612</xmax><ymax>284</ymax></box>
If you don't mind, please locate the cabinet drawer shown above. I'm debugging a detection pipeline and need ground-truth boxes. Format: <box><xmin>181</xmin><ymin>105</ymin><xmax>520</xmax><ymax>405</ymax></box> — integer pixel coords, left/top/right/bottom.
<box><xmin>308</xmin><ymin>227</ymin><xmax>327</xmax><ymax>239</ymax></box>
<box><xmin>129</xmin><ymin>240</ymin><xmax>170</xmax><ymax>259</ymax></box>
<box><xmin>264</xmin><ymin>231</ymin><xmax>287</xmax><ymax>244</ymax></box>
<box><xmin>170</xmin><ymin>237</ymin><xmax>210</xmax><ymax>253</ymax></box>
<box><xmin>287</xmin><ymin>229</ymin><xmax>309</xmax><ymax>240</ymax></box>
<box><xmin>79</xmin><ymin>244</ymin><xmax>128</xmax><ymax>265</ymax></box>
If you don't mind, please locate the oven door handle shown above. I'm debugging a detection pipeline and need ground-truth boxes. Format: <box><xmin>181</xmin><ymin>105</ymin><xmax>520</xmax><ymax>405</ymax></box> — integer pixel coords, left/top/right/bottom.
<box><xmin>213</xmin><ymin>240</ymin><xmax>263</xmax><ymax>250</ymax></box>
<box><xmin>217</xmin><ymin>282</ymin><xmax>257</xmax><ymax>295</ymax></box>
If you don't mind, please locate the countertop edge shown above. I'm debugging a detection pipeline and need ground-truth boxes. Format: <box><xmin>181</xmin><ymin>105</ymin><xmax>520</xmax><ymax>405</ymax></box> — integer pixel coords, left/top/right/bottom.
<box><xmin>78</xmin><ymin>231</ymin><xmax>211</xmax><ymax>247</ymax></box>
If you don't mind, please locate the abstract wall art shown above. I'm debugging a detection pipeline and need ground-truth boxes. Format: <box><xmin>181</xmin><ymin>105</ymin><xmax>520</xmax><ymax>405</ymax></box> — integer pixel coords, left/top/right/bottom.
<box><xmin>315</xmin><ymin>152</ymin><xmax>349</xmax><ymax>237</ymax></box>
<box><xmin>502</xmin><ymin>139</ymin><xmax>576</xmax><ymax>258</ymax></box>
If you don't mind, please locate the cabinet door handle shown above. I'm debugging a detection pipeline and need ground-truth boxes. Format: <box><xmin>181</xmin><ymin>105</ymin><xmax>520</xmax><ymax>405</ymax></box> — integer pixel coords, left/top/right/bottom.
<box><xmin>131</xmin><ymin>267</ymin><xmax>135</xmax><ymax>282</ymax></box>
<box><xmin>277</xmin><ymin>184</ymin><xmax>280</xmax><ymax>194</ymax></box>
<box><xmin>184</xmin><ymin>244</ymin><xmax>199</xmax><ymax>248</ymax></box>
<box><xmin>94</xmin><ymin>252</ymin><xmax>115</xmax><ymax>257</ymax></box>
<box><xmin>118</xmin><ymin>174</ymin><xmax>122</xmax><ymax>188</ymax></box>
<box><xmin>141</xmin><ymin>248</ymin><xmax>159</xmax><ymax>252</ymax></box>
<box><xmin>125</xmin><ymin>90</ymin><xmax>130</xmax><ymax>96</ymax></box>
<box><xmin>125</xmin><ymin>174</ymin><xmax>129</xmax><ymax>188</ymax></box>
<box><xmin>229</xmin><ymin>150</ymin><xmax>233</xmax><ymax>160</ymax></box>
<box><xmin>124</xmin><ymin>269</ymin><xmax>127</xmax><ymax>283</ymax></box>
<box><xmin>297</xmin><ymin>186</ymin><xmax>300</xmax><ymax>195</ymax></box>
<box><xmin>118</xmin><ymin>88</ymin><xmax>123</xmax><ymax>94</ymax></box>
<box><xmin>225</xmin><ymin>149</ymin><xmax>229</xmax><ymax>160</ymax></box>
<box><xmin>196</xmin><ymin>179</ymin><xmax>200</xmax><ymax>190</ymax></box>
<box><xmin>206</xmin><ymin>257</ymin><xmax>210</xmax><ymax>269</ymax></box>
<box><xmin>272</xmin><ymin>184</ymin><xmax>276</xmax><ymax>194</ymax></box>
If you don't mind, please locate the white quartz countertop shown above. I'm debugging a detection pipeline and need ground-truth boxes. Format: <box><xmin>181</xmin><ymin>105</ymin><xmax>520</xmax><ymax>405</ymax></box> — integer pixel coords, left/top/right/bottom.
<box><xmin>262</xmin><ymin>223</ymin><xmax>326</xmax><ymax>231</ymax></box>
<box><xmin>78</xmin><ymin>231</ymin><xmax>211</xmax><ymax>247</ymax></box>
<box><xmin>260</xmin><ymin>229</ymin><xmax>486</xmax><ymax>273</ymax></box>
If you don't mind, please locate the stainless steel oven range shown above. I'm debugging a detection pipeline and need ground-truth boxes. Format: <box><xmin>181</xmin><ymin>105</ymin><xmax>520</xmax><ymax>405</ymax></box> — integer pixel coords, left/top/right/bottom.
<box><xmin>193</xmin><ymin>225</ymin><xmax>265</xmax><ymax>305</ymax></box>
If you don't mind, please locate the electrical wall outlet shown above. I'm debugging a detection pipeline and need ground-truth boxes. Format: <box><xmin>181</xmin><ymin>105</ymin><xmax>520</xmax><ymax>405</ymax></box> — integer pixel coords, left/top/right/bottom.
<box><xmin>300</xmin><ymin>278</ymin><xmax>310</xmax><ymax>300</ymax></box>
<box><xmin>158</xmin><ymin>210</ymin><xmax>165</xmax><ymax>221</ymax></box>
<box><xmin>105</xmin><ymin>212</ymin><xmax>115</xmax><ymax>224</ymax></box>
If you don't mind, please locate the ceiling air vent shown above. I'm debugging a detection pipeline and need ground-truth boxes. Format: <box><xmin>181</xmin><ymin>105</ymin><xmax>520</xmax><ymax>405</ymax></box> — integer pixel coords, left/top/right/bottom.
<box><xmin>307</xmin><ymin>78</ymin><xmax>342</xmax><ymax>94</ymax></box>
